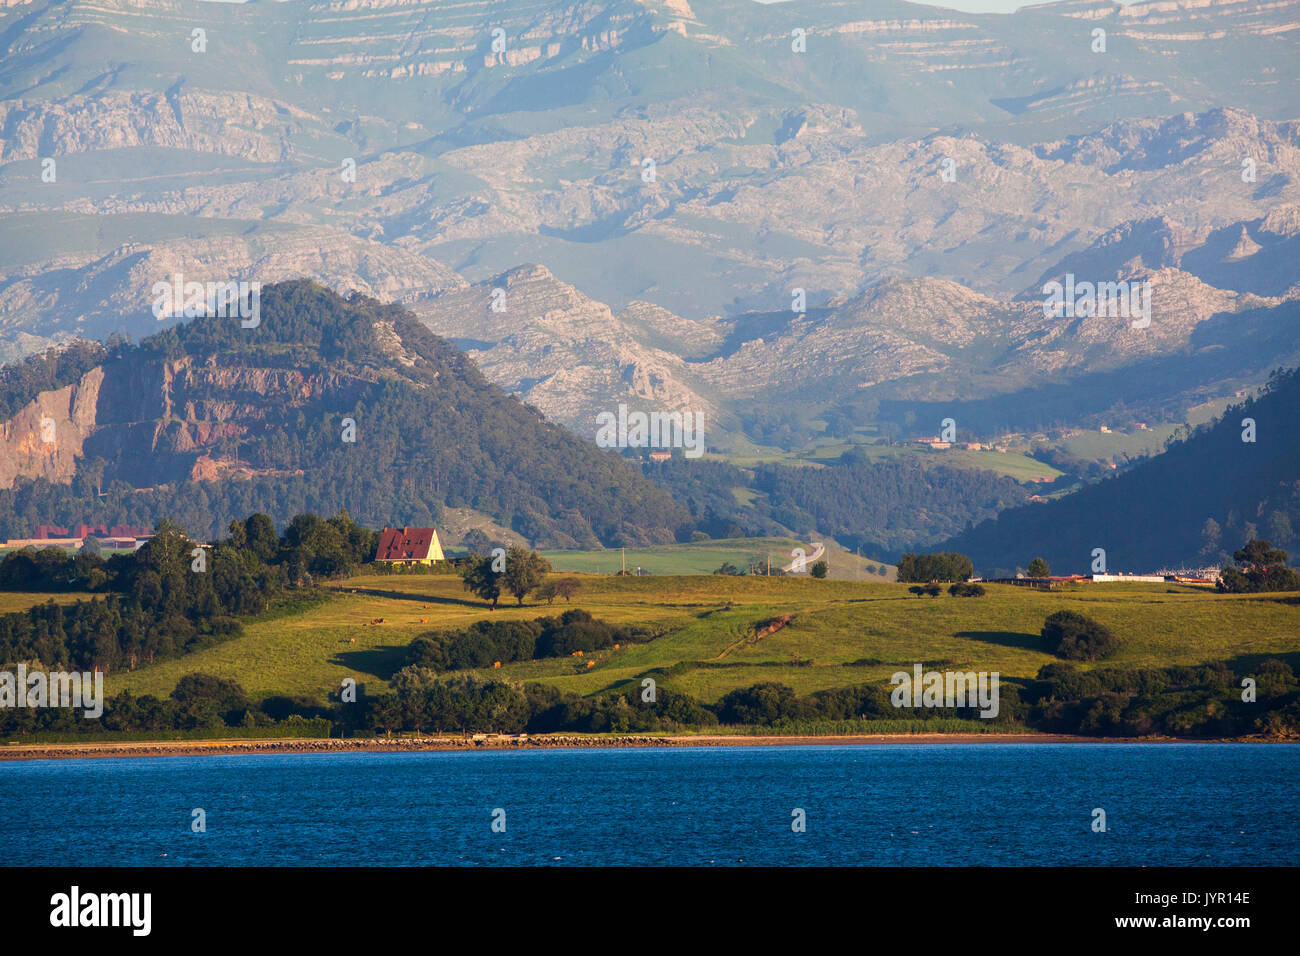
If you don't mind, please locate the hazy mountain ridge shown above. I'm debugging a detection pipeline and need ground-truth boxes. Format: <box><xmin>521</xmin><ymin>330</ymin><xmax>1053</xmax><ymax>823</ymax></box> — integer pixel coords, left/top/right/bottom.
<box><xmin>0</xmin><ymin>0</ymin><xmax>1296</xmax><ymax>447</ymax></box>
<box><xmin>0</xmin><ymin>281</ymin><xmax>690</xmax><ymax>545</ymax></box>
<box><xmin>411</xmin><ymin>244</ymin><xmax>1299</xmax><ymax>440</ymax></box>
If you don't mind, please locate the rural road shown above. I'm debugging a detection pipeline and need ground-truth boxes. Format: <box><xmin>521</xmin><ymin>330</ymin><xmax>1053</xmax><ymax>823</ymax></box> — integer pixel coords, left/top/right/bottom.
<box><xmin>780</xmin><ymin>541</ymin><xmax>825</xmax><ymax>574</ymax></box>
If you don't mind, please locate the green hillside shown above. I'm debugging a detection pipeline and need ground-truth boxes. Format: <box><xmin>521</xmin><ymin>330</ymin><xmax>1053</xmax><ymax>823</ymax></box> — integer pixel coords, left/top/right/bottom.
<box><xmin>945</xmin><ymin>367</ymin><xmax>1300</xmax><ymax>574</ymax></box>
<box><xmin>107</xmin><ymin>573</ymin><xmax>1300</xmax><ymax>709</ymax></box>
<box><xmin>540</xmin><ymin>536</ymin><xmax>893</xmax><ymax>579</ymax></box>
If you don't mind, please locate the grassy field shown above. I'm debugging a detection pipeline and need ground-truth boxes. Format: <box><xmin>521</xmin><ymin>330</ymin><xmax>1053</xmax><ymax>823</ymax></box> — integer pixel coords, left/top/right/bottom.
<box><xmin>540</xmin><ymin>536</ymin><xmax>893</xmax><ymax>579</ymax></box>
<box><xmin>0</xmin><ymin>591</ymin><xmax>94</xmax><ymax>614</ymax></box>
<box><xmin>105</xmin><ymin>574</ymin><xmax>1300</xmax><ymax>710</ymax></box>
<box><xmin>706</xmin><ymin>443</ymin><xmax>1062</xmax><ymax>482</ymax></box>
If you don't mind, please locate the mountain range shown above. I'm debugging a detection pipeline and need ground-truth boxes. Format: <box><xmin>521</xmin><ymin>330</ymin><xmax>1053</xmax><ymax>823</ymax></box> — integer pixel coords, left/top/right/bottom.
<box><xmin>0</xmin><ymin>0</ymin><xmax>1297</xmax><ymax>567</ymax></box>
<box><xmin>1</xmin><ymin>0</ymin><xmax>1297</xmax><ymax>450</ymax></box>
<box><xmin>0</xmin><ymin>281</ymin><xmax>689</xmax><ymax>546</ymax></box>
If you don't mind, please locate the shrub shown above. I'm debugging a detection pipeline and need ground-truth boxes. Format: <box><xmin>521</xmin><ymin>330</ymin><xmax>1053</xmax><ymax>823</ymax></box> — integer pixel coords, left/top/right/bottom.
<box><xmin>407</xmin><ymin>609</ymin><xmax>655</xmax><ymax>671</ymax></box>
<box><xmin>1041</xmin><ymin>610</ymin><xmax>1119</xmax><ymax>661</ymax></box>
<box><xmin>714</xmin><ymin>682</ymin><xmax>805</xmax><ymax>725</ymax></box>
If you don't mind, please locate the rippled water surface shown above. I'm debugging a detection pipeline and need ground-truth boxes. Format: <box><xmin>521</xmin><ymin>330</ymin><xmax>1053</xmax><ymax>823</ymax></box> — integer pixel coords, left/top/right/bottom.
<box><xmin>2</xmin><ymin>743</ymin><xmax>1296</xmax><ymax>865</ymax></box>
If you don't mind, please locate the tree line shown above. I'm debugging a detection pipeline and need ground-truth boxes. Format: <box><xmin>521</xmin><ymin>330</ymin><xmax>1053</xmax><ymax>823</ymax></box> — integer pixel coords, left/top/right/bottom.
<box><xmin>405</xmin><ymin>609</ymin><xmax>657</xmax><ymax>671</ymax></box>
<box><xmin>0</xmin><ymin>511</ymin><xmax>375</xmax><ymax>672</ymax></box>
<box><xmin>9</xmin><ymin>651</ymin><xmax>1296</xmax><ymax>740</ymax></box>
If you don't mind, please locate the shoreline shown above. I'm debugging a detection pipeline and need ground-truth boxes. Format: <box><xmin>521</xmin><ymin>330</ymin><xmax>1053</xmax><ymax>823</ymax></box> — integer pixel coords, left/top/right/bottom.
<box><xmin>0</xmin><ymin>731</ymin><xmax>1279</xmax><ymax>761</ymax></box>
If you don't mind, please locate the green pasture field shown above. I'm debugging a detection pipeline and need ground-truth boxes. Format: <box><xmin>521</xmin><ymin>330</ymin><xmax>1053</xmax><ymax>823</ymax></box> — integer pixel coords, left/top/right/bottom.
<box><xmin>104</xmin><ymin>574</ymin><xmax>1300</xmax><ymax>712</ymax></box>
<box><xmin>539</xmin><ymin>536</ymin><xmax>892</xmax><ymax>579</ymax></box>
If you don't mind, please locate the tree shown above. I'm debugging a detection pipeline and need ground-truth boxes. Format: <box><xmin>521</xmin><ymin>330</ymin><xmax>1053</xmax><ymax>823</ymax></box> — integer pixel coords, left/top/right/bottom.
<box><xmin>1027</xmin><ymin>557</ymin><xmax>1050</xmax><ymax>578</ymax></box>
<box><xmin>242</xmin><ymin>514</ymin><xmax>279</xmax><ymax>563</ymax></box>
<box><xmin>555</xmin><ymin>578</ymin><xmax>581</xmax><ymax>602</ymax></box>
<box><xmin>897</xmin><ymin>552</ymin><xmax>973</xmax><ymax>583</ymax></box>
<box><xmin>1233</xmin><ymin>539</ymin><xmax>1289</xmax><ymax>568</ymax></box>
<box><xmin>282</xmin><ymin>513</ymin><xmax>354</xmax><ymax>581</ymax></box>
<box><xmin>715</xmin><ymin>682</ymin><xmax>802</xmax><ymax>725</ymax></box>
<box><xmin>171</xmin><ymin>673</ymin><xmax>250</xmax><ymax>725</ymax></box>
<box><xmin>500</xmin><ymin>546</ymin><xmax>551</xmax><ymax>606</ymax></box>
<box><xmin>535</xmin><ymin>581</ymin><xmax>558</xmax><ymax>605</ymax></box>
<box><xmin>809</xmin><ymin>559</ymin><xmax>828</xmax><ymax>579</ymax></box>
<box><xmin>1219</xmin><ymin>539</ymin><xmax>1300</xmax><ymax>593</ymax></box>
<box><xmin>460</xmin><ymin>555</ymin><xmax>502</xmax><ymax>610</ymax></box>
<box><xmin>1041</xmin><ymin>610</ymin><xmax>1119</xmax><ymax>661</ymax></box>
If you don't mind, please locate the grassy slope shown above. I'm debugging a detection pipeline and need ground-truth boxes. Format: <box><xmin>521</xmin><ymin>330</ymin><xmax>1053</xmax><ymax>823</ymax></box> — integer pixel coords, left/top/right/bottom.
<box><xmin>706</xmin><ymin>444</ymin><xmax>1063</xmax><ymax>482</ymax></box>
<box><xmin>105</xmin><ymin>574</ymin><xmax>1300</xmax><ymax>710</ymax></box>
<box><xmin>0</xmin><ymin>592</ymin><xmax>94</xmax><ymax>614</ymax></box>
<box><xmin>540</xmin><ymin>536</ymin><xmax>893</xmax><ymax>579</ymax></box>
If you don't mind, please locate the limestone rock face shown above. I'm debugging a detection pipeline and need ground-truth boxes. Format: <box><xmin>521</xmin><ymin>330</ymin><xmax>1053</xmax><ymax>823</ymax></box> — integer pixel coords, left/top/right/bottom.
<box><xmin>0</xmin><ymin>367</ymin><xmax>103</xmax><ymax>488</ymax></box>
<box><xmin>0</xmin><ymin>346</ymin><xmax>370</xmax><ymax>491</ymax></box>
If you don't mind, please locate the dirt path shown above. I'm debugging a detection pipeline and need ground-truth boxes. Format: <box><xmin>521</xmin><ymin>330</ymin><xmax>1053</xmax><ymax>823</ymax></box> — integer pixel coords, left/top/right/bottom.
<box><xmin>711</xmin><ymin>614</ymin><xmax>794</xmax><ymax>660</ymax></box>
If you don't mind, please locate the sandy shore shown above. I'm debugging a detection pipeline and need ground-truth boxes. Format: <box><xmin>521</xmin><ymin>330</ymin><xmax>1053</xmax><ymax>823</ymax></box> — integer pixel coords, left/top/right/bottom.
<box><xmin>0</xmin><ymin>731</ymin><xmax>1255</xmax><ymax>761</ymax></box>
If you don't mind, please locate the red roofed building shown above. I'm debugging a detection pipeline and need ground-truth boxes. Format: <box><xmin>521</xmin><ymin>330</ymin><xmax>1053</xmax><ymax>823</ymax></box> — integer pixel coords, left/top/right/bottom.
<box><xmin>375</xmin><ymin>527</ymin><xmax>445</xmax><ymax>566</ymax></box>
<box><xmin>34</xmin><ymin>523</ymin><xmax>152</xmax><ymax>541</ymax></box>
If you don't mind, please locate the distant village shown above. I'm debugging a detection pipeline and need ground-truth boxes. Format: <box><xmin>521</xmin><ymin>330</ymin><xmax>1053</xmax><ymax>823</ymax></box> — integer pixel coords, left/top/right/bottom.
<box><xmin>909</xmin><ymin>421</ymin><xmax>1151</xmax><ymax>454</ymax></box>
<box><xmin>984</xmin><ymin>570</ymin><xmax>1222</xmax><ymax>589</ymax></box>
<box><xmin>0</xmin><ymin>523</ymin><xmax>452</xmax><ymax>565</ymax></box>
<box><xmin>3</xmin><ymin>523</ymin><xmax>154</xmax><ymax>554</ymax></box>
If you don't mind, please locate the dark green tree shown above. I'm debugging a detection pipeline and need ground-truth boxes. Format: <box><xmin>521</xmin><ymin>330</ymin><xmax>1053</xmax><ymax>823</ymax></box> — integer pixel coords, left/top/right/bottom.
<box><xmin>460</xmin><ymin>554</ymin><xmax>502</xmax><ymax>610</ymax></box>
<box><xmin>897</xmin><ymin>552</ymin><xmax>973</xmax><ymax>583</ymax></box>
<box><xmin>1041</xmin><ymin>610</ymin><xmax>1119</xmax><ymax>661</ymax></box>
<box><xmin>501</xmin><ymin>546</ymin><xmax>551</xmax><ymax>606</ymax></box>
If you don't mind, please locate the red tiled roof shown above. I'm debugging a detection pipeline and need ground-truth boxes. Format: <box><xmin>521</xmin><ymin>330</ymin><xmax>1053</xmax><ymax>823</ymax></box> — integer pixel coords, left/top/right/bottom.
<box><xmin>375</xmin><ymin>527</ymin><xmax>439</xmax><ymax>561</ymax></box>
<box><xmin>34</xmin><ymin>523</ymin><xmax>152</xmax><ymax>540</ymax></box>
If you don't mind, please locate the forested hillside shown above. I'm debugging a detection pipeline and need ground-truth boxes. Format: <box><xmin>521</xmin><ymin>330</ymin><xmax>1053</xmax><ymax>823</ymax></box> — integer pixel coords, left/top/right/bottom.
<box><xmin>645</xmin><ymin>455</ymin><xmax>1029</xmax><ymax>554</ymax></box>
<box><xmin>0</xmin><ymin>282</ymin><xmax>690</xmax><ymax>547</ymax></box>
<box><xmin>943</xmin><ymin>367</ymin><xmax>1300</xmax><ymax>574</ymax></box>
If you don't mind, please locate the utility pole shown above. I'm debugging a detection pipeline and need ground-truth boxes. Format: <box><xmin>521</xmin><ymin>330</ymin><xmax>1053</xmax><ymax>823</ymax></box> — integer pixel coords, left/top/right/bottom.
<box><xmin>621</xmin><ymin>547</ymin><xmax>625</xmax><ymax>575</ymax></box>
<box><xmin>767</xmin><ymin>553</ymin><xmax>771</xmax><ymax>576</ymax></box>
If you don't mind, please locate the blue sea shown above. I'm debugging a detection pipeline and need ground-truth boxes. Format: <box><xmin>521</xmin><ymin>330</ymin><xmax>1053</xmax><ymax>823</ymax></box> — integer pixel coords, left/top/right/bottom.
<box><xmin>2</xmin><ymin>743</ymin><xmax>1296</xmax><ymax>866</ymax></box>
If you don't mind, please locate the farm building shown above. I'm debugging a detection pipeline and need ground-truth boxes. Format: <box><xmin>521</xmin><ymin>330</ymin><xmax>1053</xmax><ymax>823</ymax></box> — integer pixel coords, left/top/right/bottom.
<box><xmin>374</xmin><ymin>527</ymin><xmax>445</xmax><ymax>566</ymax></box>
